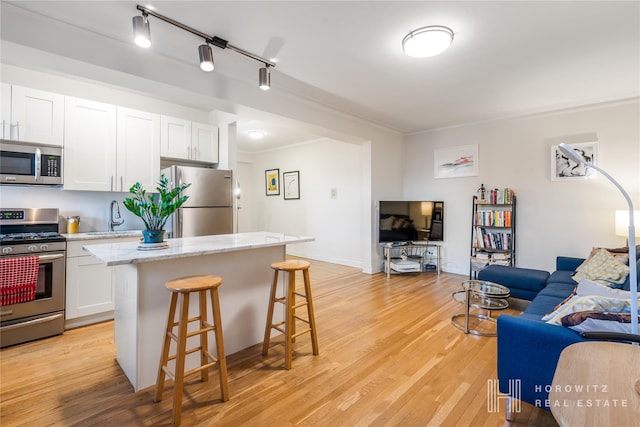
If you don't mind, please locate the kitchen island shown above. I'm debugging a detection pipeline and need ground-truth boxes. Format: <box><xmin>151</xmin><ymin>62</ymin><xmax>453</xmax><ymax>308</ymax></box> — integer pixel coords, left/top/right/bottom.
<box><xmin>83</xmin><ymin>232</ymin><xmax>314</xmax><ymax>392</ymax></box>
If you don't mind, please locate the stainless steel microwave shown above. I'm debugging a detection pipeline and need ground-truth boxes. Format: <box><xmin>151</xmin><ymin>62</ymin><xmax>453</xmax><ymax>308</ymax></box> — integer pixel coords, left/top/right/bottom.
<box><xmin>0</xmin><ymin>140</ymin><xmax>63</xmax><ymax>185</ymax></box>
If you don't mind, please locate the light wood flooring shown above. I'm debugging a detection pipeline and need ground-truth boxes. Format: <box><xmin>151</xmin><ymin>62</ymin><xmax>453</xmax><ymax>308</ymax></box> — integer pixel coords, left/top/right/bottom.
<box><xmin>0</xmin><ymin>259</ymin><xmax>558</xmax><ymax>426</ymax></box>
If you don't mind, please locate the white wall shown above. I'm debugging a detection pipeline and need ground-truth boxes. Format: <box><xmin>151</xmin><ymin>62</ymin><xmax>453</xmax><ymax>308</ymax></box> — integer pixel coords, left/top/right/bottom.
<box><xmin>239</xmin><ymin>138</ymin><xmax>365</xmax><ymax>268</ymax></box>
<box><xmin>404</xmin><ymin>99</ymin><xmax>640</xmax><ymax>275</ymax></box>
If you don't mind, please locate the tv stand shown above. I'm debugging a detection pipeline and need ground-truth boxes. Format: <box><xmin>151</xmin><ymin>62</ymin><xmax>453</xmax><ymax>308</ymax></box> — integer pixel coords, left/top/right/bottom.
<box><xmin>381</xmin><ymin>242</ymin><xmax>441</xmax><ymax>278</ymax></box>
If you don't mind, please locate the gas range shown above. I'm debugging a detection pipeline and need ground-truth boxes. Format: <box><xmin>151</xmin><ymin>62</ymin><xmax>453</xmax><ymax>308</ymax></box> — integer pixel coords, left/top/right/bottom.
<box><xmin>0</xmin><ymin>209</ymin><xmax>66</xmax><ymax>255</ymax></box>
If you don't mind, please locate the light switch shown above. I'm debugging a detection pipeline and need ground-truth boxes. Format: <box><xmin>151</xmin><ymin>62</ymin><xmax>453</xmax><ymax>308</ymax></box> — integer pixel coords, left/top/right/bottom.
<box><xmin>330</xmin><ymin>187</ymin><xmax>337</xmax><ymax>199</ymax></box>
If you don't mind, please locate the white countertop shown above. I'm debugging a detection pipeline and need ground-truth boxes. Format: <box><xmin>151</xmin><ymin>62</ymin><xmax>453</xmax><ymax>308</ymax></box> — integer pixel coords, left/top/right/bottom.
<box><xmin>83</xmin><ymin>231</ymin><xmax>314</xmax><ymax>266</ymax></box>
<box><xmin>63</xmin><ymin>230</ymin><xmax>143</xmax><ymax>241</ymax></box>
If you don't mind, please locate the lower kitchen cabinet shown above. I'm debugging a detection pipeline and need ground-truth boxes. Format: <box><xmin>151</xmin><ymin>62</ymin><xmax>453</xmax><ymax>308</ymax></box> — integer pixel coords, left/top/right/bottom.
<box><xmin>65</xmin><ymin>237</ymin><xmax>139</xmax><ymax>329</ymax></box>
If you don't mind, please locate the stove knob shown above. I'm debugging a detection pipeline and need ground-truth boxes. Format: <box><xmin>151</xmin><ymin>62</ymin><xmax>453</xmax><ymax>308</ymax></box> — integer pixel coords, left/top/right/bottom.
<box><xmin>2</xmin><ymin>247</ymin><xmax>12</xmax><ymax>254</ymax></box>
<box><xmin>27</xmin><ymin>245</ymin><xmax>38</xmax><ymax>252</ymax></box>
<box><xmin>39</xmin><ymin>244</ymin><xmax>48</xmax><ymax>251</ymax></box>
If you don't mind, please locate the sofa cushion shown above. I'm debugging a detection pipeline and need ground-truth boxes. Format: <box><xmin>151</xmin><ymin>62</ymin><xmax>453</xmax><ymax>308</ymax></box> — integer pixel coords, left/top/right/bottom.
<box><xmin>524</xmin><ymin>294</ymin><xmax>569</xmax><ymax>317</ymax></box>
<box><xmin>547</xmin><ymin>270</ymin><xmax>577</xmax><ymax>286</ymax></box>
<box><xmin>540</xmin><ymin>281</ymin><xmax>577</xmax><ymax>300</ymax></box>
<box><xmin>621</xmin><ymin>257</ymin><xmax>640</xmax><ymax>291</ymax></box>
<box><xmin>478</xmin><ymin>264</ymin><xmax>549</xmax><ymax>293</ymax></box>
<box><xmin>575</xmin><ymin>278</ymin><xmax>632</xmax><ymax>299</ymax></box>
<box><xmin>560</xmin><ymin>310</ymin><xmax>639</xmax><ymax>333</ymax></box>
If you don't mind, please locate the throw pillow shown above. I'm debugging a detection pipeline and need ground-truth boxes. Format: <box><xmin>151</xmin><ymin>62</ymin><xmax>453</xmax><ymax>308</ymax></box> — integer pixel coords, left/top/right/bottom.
<box><xmin>588</xmin><ymin>247</ymin><xmax>629</xmax><ymax>265</ymax></box>
<box><xmin>572</xmin><ymin>248</ymin><xmax>630</xmax><ymax>287</ymax></box>
<box><xmin>380</xmin><ymin>216</ymin><xmax>395</xmax><ymax>231</ymax></box>
<box><xmin>561</xmin><ymin>310</ymin><xmax>639</xmax><ymax>334</ymax></box>
<box><xmin>576</xmin><ymin>277</ymin><xmax>632</xmax><ymax>299</ymax></box>
<box><xmin>542</xmin><ymin>294</ymin><xmax>632</xmax><ymax>325</ymax></box>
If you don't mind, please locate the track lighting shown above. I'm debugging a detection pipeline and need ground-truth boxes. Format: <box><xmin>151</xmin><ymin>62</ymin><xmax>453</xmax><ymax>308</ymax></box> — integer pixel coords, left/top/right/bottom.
<box><xmin>259</xmin><ymin>66</ymin><xmax>271</xmax><ymax>90</ymax></box>
<box><xmin>132</xmin><ymin>14</ymin><xmax>151</xmax><ymax>48</ymax></box>
<box><xmin>132</xmin><ymin>5</ymin><xmax>276</xmax><ymax>89</ymax></box>
<box><xmin>198</xmin><ymin>44</ymin><xmax>214</xmax><ymax>72</ymax></box>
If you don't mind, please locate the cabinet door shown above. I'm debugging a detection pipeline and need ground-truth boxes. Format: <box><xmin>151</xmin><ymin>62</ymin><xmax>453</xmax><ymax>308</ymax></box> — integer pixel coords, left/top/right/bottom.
<box><xmin>0</xmin><ymin>83</ymin><xmax>11</xmax><ymax>139</ymax></box>
<box><xmin>191</xmin><ymin>122</ymin><xmax>218</xmax><ymax>163</ymax></box>
<box><xmin>65</xmin><ymin>256</ymin><xmax>114</xmax><ymax>319</ymax></box>
<box><xmin>10</xmin><ymin>85</ymin><xmax>64</xmax><ymax>146</ymax></box>
<box><xmin>160</xmin><ymin>115</ymin><xmax>191</xmax><ymax>160</ymax></box>
<box><xmin>117</xmin><ymin>107</ymin><xmax>160</xmax><ymax>192</ymax></box>
<box><xmin>63</xmin><ymin>97</ymin><xmax>117</xmax><ymax>191</ymax></box>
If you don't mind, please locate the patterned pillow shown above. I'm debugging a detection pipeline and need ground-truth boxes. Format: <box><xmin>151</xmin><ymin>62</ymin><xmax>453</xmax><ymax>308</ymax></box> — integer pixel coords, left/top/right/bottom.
<box><xmin>542</xmin><ymin>294</ymin><xmax>632</xmax><ymax>325</ymax></box>
<box><xmin>587</xmin><ymin>247</ymin><xmax>630</xmax><ymax>265</ymax></box>
<box><xmin>572</xmin><ymin>248</ymin><xmax>630</xmax><ymax>287</ymax></box>
<box><xmin>561</xmin><ymin>310</ymin><xmax>639</xmax><ymax>334</ymax></box>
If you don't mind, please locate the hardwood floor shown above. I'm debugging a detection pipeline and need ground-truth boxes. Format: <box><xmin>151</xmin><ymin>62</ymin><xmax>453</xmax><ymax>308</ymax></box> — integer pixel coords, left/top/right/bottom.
<box><xmin>0</xmin><ymin>259</ymin><xmax>558</xmax><ymax>426</ymax></box>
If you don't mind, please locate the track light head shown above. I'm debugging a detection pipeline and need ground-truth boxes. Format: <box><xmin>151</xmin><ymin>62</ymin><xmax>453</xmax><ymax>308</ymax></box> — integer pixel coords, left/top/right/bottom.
<box><xmin>259</xmin><ymin>66</ymin><xmax>271</xmax><ymax>90</ymax></box>
<box><xmin>132</xmin><ymin>15</ymin><xmax>151</xmax><ymax>48</ymax></box>
<box><xmin>198</xmin><ymin>44</ymin><xmax>214</xmax><ymax>72</ymax></box>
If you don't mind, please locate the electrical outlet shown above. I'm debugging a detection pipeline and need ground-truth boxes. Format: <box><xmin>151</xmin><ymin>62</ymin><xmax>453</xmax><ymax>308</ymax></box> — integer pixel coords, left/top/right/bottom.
<box><xmin>330</xmin><ymin>187</ymin><xmax>337</xmax><ymax>199</ymax></box>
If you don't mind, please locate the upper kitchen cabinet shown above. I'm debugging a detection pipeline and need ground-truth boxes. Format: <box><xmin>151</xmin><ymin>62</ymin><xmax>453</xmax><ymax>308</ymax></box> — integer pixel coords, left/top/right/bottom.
<box><xmin>117</xmin><ymin>107</ymin><xmax>160</xmax><ymax>192</ymax></box>
<box><xmin>160</xmin><ymin>115</ymin><xmax>218</xmax><ymax>164</ymax></box>
<box><xmin>191</xmin><ymin>121</ymin><xmax>218</xmax><ymax>163</ymax></box>
<box><xmin>64</xmin><ymin>99</ymin><xmax>160</xmax><ymax>192</ymax></box>
<box><xmin>64</xmin><ymin>97</ymin><xmax>117</xmax><ymax>191</ymax></box>
<box><xmin>1</xmin><ymin>84</ymin><xmax>64</xmax><ymax>146</ymax></box>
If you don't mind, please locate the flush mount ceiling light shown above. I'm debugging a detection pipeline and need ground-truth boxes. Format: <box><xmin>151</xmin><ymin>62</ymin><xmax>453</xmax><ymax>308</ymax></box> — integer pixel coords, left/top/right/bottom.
<box><xmin>132</xmin><ymin>5</ymin><xmax>276</xmax><ymax>89</ymax></box>
<box><xmin>198</xmin><ymin>44</ymin><xmax>214</xmax><ymax>72</ymax></box>
<box><xmin>247</xmin><ymin>130</ymin><xmax>265</xmax><ymax>139</ymax></box>
<box><xmin>402</xmin><ymin>25</ymin><xmax>454</xmax><ymax>58</ymax></box>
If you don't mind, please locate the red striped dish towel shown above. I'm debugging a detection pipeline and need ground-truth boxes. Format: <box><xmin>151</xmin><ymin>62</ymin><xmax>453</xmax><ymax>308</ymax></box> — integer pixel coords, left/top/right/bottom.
<box><xmin>0</xmin><ymin>256</ymin><xmax>40</xmax><ymax>306</ymax></box>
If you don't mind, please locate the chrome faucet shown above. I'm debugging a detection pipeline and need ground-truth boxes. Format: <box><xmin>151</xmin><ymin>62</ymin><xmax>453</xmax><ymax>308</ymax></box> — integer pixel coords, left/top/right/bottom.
<box><xmin>109</xmin><ymin>200</ymin><xmax>125</xmax><ymax>232</ymax></box>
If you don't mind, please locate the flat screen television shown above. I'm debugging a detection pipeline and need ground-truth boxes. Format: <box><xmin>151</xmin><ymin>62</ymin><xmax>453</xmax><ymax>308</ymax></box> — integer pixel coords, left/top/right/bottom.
<box><xmin>379</xmin><ymin>201</ymin><xmax>444</xmax><ymax>243</ymax></box>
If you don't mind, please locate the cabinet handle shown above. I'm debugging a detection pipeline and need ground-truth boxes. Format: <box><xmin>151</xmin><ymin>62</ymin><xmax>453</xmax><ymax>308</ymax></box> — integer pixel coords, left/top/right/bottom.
<box><xmin>34</xmin><ymin>148</ymin><xmax>41</xmax><ymax>182</ymax></box>
<box><xmin>15</xmin><ymin>120</ymin><xmax>19</xmax><ymax>140</ymax></box>
<box><xmin>110</xmin><ymin>175</ymin><xmax>114</xmax><ymax>192</ymax></box>
<box><xmin>1</xmin><ymin>120</ymin><xmax>5</xmax><ymax>139</ymax></box>
<box><xmin>120</xmin><ymin>176</ymin><xmax>123</xmax><ymax>192</ymax></box>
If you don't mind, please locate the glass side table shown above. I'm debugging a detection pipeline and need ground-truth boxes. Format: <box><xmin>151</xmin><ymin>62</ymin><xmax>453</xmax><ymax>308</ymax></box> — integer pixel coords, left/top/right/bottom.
<box><xmin>451</xmin><ymin>280</ymin><xmax>510</xmax><ymax>336</ymax></box>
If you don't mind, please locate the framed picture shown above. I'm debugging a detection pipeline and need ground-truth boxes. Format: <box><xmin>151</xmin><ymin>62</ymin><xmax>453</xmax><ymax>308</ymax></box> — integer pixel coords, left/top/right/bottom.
<box><xmin>551</xmin><ymin>142</ymin><xmax>598</xmax><ymax>181</ymax></box>
<box><xmin>283</xmin><ymin>170</ymin><xmax>300</xmax><ymax>200</ymax></box>
<box><xmin>265</xmin><ymin>168</ymin><xmax>280</xmax><ymax>195</ymax></box>
<box><xmin>434</xmin><ymin>144</ymin><xmax>479</xmax><ymax>179</ymax></box>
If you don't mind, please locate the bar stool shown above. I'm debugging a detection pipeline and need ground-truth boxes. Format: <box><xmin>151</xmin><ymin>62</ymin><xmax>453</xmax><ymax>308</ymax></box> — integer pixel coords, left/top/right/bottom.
<box><xmin>154</xmin><ymin>275</ymin><xmax>229</xmax><ymax>426</ymax></box>
<box><xmin>262</xmin><ymin>259</ymin><xmax>319</xmax><ymax>369</ymax></box>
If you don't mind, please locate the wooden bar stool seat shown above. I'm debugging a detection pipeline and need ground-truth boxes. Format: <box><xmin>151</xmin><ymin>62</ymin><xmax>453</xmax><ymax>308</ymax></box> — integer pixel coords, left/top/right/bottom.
<box><xmin>154</xmin><ymin>275</ymin><xmax>229</xmax><ymax>426</ymax></box>
<box><xmin>263</xmin><ymin>260</ymin><xmax>319</xmax><ymax>369</ymax></box>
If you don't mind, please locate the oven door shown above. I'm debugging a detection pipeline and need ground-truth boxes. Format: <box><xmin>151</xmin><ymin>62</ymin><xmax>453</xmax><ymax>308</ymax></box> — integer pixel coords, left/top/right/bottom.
<box><xmin>0</xmin><ymin>251</ymin><xmax>66</xmax><ymax>322</ymax></box>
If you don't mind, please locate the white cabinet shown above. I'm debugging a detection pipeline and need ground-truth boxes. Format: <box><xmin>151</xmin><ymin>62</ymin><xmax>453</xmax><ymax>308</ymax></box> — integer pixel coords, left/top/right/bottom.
<box><xmin>63</xmin><ymin>101</ymin><xmax>160</xmax><ymax>192</ymax></box>
<box><xmin>191</xmin><ymin>121</ymin><xmax>218</xmax><ymax>163</ymax></box>
<box><xmin>160</xmin><ymin>115</ymin><xmax>218</xmax><ymax>163</ymax></box>
<box><xmin>117</xmin><ymin>107</ymin><xmax>160</xmax><ymax>192</ymax></box>
<box><xmin>65</xmin><ymin>237</ymin><xmax>139</xmax><ymax>329</ymax></box>
<box><xmin>0</xmin><ymin>84</ymin><xmax>64</xmax><ymax>145</ymax></box>
<box><xmin>63</xmin><ymin>97</ymin><xmax>117</xmax><ymax>191</ymax></box>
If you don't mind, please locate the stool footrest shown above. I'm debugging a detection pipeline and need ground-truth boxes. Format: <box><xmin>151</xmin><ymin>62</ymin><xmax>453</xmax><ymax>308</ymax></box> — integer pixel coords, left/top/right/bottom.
<box><xmin>292</xmin><ymin>328</ymin><xmax>312</xmax><ymax>339</ymax></box>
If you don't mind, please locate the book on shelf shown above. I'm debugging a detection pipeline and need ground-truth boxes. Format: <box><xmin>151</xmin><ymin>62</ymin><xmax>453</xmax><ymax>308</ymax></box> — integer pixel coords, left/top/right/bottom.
<box><xmin>488</xmin><ymin>187</ymin><xmax>516</xmax><ymax>204</ymax></box>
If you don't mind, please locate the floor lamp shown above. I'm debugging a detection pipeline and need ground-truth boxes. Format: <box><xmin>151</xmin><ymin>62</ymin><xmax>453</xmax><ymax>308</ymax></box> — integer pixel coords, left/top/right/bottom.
<box><xmin>558</xmin><ymin>143</ymin><xmax>638</xmax><ymax>336</ymax></box>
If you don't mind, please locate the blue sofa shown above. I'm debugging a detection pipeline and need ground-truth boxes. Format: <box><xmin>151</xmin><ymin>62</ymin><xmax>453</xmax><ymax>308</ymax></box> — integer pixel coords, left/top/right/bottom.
<box><xmin>478</xmin><ymin>253</ymin><xmax>640</xmax><ymax>413</ymax></box>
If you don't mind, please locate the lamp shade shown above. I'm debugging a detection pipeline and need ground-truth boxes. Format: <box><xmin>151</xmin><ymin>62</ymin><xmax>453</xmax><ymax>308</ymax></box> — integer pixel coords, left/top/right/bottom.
<box><xmin>615</xmin><ymin>210</ymin><xmax>640</xmax><ymax>237</ymax></box>
<box><xmin>421</xmin><ymin>202</ymin><xmax>433</xmax><ymax>216</ymax></box>
<box><xmin>402</xmin><ymin>26</ymin><xmax>454</xmax><ymax>58</ymax></box>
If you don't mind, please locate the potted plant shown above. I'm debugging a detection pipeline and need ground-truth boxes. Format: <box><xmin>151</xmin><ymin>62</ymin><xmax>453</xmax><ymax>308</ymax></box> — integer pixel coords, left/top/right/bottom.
<box><xmin>123</xmin><ymin>174</ymin><xmax>191</xmax><ymax>244</ymax></box>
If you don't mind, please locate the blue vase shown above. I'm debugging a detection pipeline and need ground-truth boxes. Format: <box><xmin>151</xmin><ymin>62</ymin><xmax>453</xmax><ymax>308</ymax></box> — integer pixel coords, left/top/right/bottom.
<box><xmin>142</xmin><ymin>230</ymin><xmax>165</xmax><ymax>244</ymax></box>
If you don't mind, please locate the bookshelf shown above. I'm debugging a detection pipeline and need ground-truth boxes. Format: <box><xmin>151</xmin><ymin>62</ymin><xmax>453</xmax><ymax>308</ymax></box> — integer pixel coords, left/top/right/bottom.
<box><xmin>469</xmin><ymin>191</ymin><xmax>516</xmax><ymax>278</ymax></box>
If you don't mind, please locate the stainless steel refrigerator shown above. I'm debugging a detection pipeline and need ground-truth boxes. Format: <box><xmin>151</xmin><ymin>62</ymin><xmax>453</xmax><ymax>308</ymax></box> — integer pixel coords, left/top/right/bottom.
<box><xmin>161</xmin><ymin>165</ymin><xmax>233</xmax><ymax>238</ymax></box>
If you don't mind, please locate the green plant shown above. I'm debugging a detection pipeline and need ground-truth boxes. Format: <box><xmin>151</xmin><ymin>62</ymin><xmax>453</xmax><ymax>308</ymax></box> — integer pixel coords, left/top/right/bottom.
<box><xmin>123</xmin><ymin>174</ymin><xmax>191</xmax><ymax>230</ymax></box>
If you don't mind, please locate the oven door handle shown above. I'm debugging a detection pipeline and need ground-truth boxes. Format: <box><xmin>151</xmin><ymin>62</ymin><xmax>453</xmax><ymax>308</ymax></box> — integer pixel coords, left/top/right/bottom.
<box><xmin>0</xmin><ymin>313</ymin><xmax>63</xmax><ymax>331</ymax></box>
<box><xmin>37</xmin><ymin>253</ymin><xmax>65</xmax><ymax>262</ymax></box>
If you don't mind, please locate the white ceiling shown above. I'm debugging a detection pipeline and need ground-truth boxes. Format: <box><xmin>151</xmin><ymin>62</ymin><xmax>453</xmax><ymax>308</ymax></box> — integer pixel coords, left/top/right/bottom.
<box><xmin>2</xmin><ymin>1</ymin><xmax>639</xmax><ymax>151</ymax></box>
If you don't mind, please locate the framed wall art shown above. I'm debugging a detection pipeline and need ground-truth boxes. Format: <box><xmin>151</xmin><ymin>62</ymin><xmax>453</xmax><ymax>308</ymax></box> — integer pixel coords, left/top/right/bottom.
<box><xmin>283</xmin><ymin>171</ymin><xmax>300</xmax><ymax>200</ymax></box>
<box><xmin>265</xmin><ymin>168</ymin><xmax>280</xmax><ymax>195</ymax></box>
<box><xmin>434</xmin><ymin>144</ymin><xmax>479</xmax><ymax>179</ymax></box>
<box><xmin>551</xmin><ymin>142</ymin><xmax>598</xmax><ymax>181</ymax></box>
